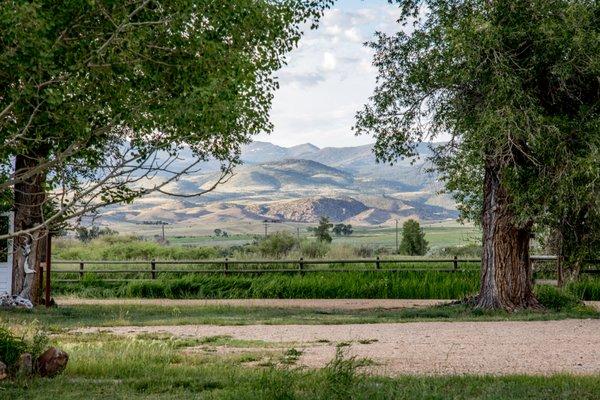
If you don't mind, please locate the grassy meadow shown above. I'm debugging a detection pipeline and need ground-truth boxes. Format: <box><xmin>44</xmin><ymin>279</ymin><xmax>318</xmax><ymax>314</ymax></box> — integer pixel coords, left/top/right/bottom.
<box><xmin>2</xmin><ymin>296</ymin><xmax>600</xmax><ymax>400</ymax></box>
<box><xmin>48</xmin><ymin>230</ymin><xmax>600</xmax><ymax>301</ymax></box>
<box><xmin>3</xmin><ymin>330</ymin><xmax>600</xmax><ymax>400</ymax></box>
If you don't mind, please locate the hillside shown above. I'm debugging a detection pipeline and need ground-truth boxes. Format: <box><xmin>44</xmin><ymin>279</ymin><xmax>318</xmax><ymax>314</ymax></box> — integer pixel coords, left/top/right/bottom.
<box><xmin>100</xmin><ymin>142</ymin><xmax>458</xmax><ymax>230</ymax></box>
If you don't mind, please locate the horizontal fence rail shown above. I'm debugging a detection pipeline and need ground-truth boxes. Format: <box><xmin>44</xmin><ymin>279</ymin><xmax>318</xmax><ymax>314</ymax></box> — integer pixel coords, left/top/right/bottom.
<box><xmin>41</xmin><ymin>255</ymin><xmax>600</xmax><ymax>283</ymax></box>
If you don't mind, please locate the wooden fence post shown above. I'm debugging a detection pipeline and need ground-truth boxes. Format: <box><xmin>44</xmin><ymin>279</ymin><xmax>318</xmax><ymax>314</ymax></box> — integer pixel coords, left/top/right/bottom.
<box><xmin>224</xmin><ymin>258</ymin><xmax>228</xmax><ymax>275</ymax></box>
<box><xmin>557</xmin><ymin>256</ymin><xmax>564</xmax><ymax>288</ymax></box>
<box><xmin>453</xmin><ymin>255</ymin><xmax>458</xmax><ymax>271</ymax></box>
<box><xmin>375</xmin><ymin>256</ymin><xmax>380</xmax><ymax>270</ymax></box>
<box><xmin>79</xmin><ymin>261</ymin><xmax>84</xmax><ymax>280</ymax></box>
<box><xmin>299</xmin><ymin>257</ymin><xmax>304</xmax><ymax>272</ymax></box>
<box><xmin>151</xmin><ymin>259</ymin><xmax>156</xmax><ymax>280</ymax></box>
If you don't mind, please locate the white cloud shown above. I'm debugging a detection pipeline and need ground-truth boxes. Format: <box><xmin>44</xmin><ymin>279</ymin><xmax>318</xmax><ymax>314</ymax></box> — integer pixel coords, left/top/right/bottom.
<box><xmin>264</xmin><ymin>3</ymin><xmax>406</xmax><ymax>148</ymax></box>
<box><xmin>322</xmin><ymin>52</ymin><xmax>337</xmax><ymax>71</ymax></box>
<box><xmin>344</xmin><ymin>28</ymin><xmax>361</xmax><ymax>42</ymax></box>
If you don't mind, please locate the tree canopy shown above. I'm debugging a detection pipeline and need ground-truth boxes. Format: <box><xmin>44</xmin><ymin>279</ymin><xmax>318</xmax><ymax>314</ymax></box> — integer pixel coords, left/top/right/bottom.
<box><xmin>356</xmin><ymin>0</ymin><xmax>600</xmax><ymax>309</ymax></box>
<box><xmin>399</xmin><ymin>219</ymin><xmax>428</xmax><ymax>256</ymax></box>
<box><xmin>356</xmin><ymin>0</ymin><xmax>600</xmax><ymax>229</ymax></box>
<box><xmin>313</xmin><ymin>217</ymin><xmax>333</xmax><ymax>243</ymax></box>
<box><xmin>0</xmin><ymin>0</ymin><xmax>332</xmax><ymax>236</ymax></box>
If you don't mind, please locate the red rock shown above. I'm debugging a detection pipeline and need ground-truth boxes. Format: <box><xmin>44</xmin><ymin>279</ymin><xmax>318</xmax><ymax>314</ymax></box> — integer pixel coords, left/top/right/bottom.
<box><xmin>36</xmin><ymin>347</ymin><xmax>69</xmax><ymax>377</ymax></box>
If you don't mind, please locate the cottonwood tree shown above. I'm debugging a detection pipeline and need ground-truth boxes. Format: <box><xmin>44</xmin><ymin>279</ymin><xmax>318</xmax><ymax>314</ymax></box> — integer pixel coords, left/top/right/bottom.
<box><xmin>0</xmin><ymin>0</ymin><xmax>331</xmax><ymax>301</ymax></box>
<box><xmin>356</xmin><ymin>0</ymin><xmax>600</xmax><ymax>309</ymax></box>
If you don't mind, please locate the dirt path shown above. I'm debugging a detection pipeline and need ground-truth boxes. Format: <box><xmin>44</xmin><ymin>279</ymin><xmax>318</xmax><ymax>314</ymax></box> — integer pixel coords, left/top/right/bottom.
<box><xmin>80</xmin><ymin>319</ymin><xmax>600</xmax><ymax>376</ymax></box>
<box><xmin>56</xmin><ymin>298</ymin><xmax>451</xmax><ymax>310</ymax></box>
<box><xmin>57</xmin><ymin>297</ymin><xmax>600</xmax><ymax>311</ymax></box>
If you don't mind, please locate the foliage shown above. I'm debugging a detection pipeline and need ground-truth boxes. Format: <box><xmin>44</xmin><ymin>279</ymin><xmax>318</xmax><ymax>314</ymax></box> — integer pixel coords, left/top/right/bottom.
<box><xmin>355</xmin><ymin>0</ymin><xmax>600</xmax><ymax>252</ymax></box>
<box><xmin>399</xmin><ymin>219</ymin><xmax>428</xmax><ymax>256</ymax></box>
<box><xmin>429</xmin><ymin>244</ymin><xmax>483</xmax><ymax>258</ymax></box>
<box><xmin>256</xmin><ymin>231</ymin><xmax>297</xmax><ymax>258</ymax></box>
<box><xmin>54</xmin><ymin>236</ymin><xmax>221</xmax><ymax>260</ymax></box>
<box><xmin>0</xmin><ymin>324</ymin><xmax>49</xmax><ymax>373</ymax></box>
<box><xmin>0</xmin><ymin>327</ymin><xmax>27</xmax><ymax>370</ymax></box>
<box><xmin>75</xmin><ymin>226</ymin><xmax>118</xmax><ymax>243</ymax></box>
<box><xmin>0</xmin><ymin>0</ymin><xmax>333</xmax><ymax>232</ymax></box>
<box><xmin>299</xmin><ymin>240</ymin><xmax>330</xmax><ymax>259</ymax></box>
<box><xmin>534</xmin><ymin>285</ymin><xmax>582</xmax><ymax>311</ymax></box>
<box><xmin>332</xmin><ymin>224</ymin><xmax>353</xmax><ymax>236</ymax></box>
<box><xmin>567</xmin><ymin>276</ymin><xmax>600</xmax><ymax>301</ymax></box>
<box><xmin>353</xmin><ymin>245</ymin><xmax>374</xmax><ymax>258</ymax></box>
<box><xmin>312</xmin><ymin>217</ymin><xmax>333</xmax><ymax>243</ymax></box>
<box><xmin>53</xmin><ymin>270</ymin><xmax>480</xmax><ymax>300</ymax></box>
<box><xmin>3</xmin><ymin>330</ymin><xmax>600</xmax><ymax>399</ymax></box>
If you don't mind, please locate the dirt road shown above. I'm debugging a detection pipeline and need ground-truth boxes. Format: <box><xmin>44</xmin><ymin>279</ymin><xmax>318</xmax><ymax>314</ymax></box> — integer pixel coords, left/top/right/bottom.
<box><xmin>80</xmin><ymin>319</ymin><xmax>600</xmax><ymax>376</ymax></box>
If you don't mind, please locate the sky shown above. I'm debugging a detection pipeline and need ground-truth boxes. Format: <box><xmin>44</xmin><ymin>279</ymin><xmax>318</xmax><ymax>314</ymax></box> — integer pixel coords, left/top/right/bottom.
<box><xmin>254</xmin><ymin>0</ymin><xmax>403</xmax><ymax>148</ymax></box>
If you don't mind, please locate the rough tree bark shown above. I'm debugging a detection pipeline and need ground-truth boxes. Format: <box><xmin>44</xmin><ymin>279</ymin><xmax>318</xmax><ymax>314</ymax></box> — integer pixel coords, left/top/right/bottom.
<box><xmin>12</xmin><ymin>153</ymin><xmax>46</xmax><ymax>304</ymax></box>
<box><xmin>476</xmin><ymin>165</ymin><xmax>540</xmax><ymax>310</ymax></box>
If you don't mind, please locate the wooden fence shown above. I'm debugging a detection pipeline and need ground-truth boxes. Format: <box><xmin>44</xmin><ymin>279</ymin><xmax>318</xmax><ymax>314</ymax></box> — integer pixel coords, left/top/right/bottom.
<box><xmin>46</xmin><ymin>255</ymin><xmax>600</xmax><ymax>283</ymax></box>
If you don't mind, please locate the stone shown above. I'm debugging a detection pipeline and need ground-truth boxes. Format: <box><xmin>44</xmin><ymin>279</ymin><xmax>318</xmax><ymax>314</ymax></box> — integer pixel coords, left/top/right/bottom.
<box><xmin>0</xmin><ymin>361</ymin><xmax>7</xmax><ymax>380</ymax></box>
<box><xmin>36</xmin><ymin>347</ymin><xmax>69</xmax><ymax>378</ymax></box>
<box><xmin>17</xmin><ymin>353</ymin><xmax>33</xmax><ymax>376</ymax></box>
<box><xmin>0</xmin><ymin>294</ymin><xmax>33</xmax><ymax>309</ymax></box>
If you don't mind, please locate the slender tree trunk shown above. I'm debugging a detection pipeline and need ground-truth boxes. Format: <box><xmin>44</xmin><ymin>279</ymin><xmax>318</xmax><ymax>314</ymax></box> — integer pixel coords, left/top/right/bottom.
<box><xmin>12</xmin><ymin>153</ymin><xmax>46</xmax><ymax>304</ymax></box>
<box><xmin>476</xmin><ymin>165</ymin><xmax>540</xmax><ymax>310</ymax></box>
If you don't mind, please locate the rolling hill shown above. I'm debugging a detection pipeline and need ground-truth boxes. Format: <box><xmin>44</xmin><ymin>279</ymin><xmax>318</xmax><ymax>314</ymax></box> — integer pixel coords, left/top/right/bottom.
<box><xmin>100</xmin><ymin>141</ymin><xmax>458</xmax><ymax>230</ymax></box>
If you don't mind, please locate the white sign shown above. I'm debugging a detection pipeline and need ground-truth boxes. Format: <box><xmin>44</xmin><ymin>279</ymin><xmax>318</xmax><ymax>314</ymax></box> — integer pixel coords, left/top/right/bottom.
<box><xmin>0</xmin><ymin>212</ymin><xmax>14</xmax><ymax>295</ymax></box>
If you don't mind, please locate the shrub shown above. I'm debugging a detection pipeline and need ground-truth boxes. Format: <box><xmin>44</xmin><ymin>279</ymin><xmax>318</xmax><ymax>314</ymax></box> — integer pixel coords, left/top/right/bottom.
<box><xmin>54</xmin><ymin>235</ymin><xmax>221</xmax><ymax>261</ymax></box>
<box><xmin>300</xmin><ymin>240</ymin><xmax>330</xmax><ymax>259</ymax></box>
<box><xmin>256</xmin><ymin>232</ymin><xmax>297</xmax><ymax>258</ymax></box>
<box><xmin>0</xmin><ymin>324</ymin><xmax>49</xmax><ymax>373</ymax></box>
<box><xmin>535</xmin><ymin>285</ymin><xmax>582</xmax><ymax>311</ymax></box>
<box><xmin>0</xmin><ymin>327</ymin><xmax>27</xmax><ymax>369</ymax></box>
<box><xmin>566</xmin><ymin>276</ymin><xmax>600</xmax><ymax>301</ymax></box>
<box><xmin>353</xmin><ymin>245</ymin><xmax>373</xmax><ymax>258</ymax></box>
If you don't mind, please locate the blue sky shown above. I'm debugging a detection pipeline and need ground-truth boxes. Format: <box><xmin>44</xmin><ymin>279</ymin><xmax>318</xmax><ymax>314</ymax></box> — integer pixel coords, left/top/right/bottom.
<box><xmin>255</xmin><ymin>0</ymin><xmax>402</xmax><ymax>148</ymax></box>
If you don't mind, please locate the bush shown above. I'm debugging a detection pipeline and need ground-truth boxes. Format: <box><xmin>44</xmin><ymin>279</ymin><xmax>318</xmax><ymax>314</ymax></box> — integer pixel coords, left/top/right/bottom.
<box><xmin>0</xmin><ymin>324</ymin><xmax>49</xmax><ymax>373</ymax></box>
<box><xmin>256</xmin><ymin>232</ymin><xmax>297</xmax><ymax>258</ymax></box>
<box><xmin>300</xmin><ymin>240</ymin><xmax>330</xmax><ymax>259</ymax></box>
<box><xmin>566</xmin><ymin>276</ymin><xmax>600</xmax><ymax>301</ymax></box>
<box><xmin>54</xmin><ymin>235</ymin><xmax>221</xmax><ymax>260</ymax></box>
<box><xmin>535</xmin><ymin>285</ymin><xmax>582</xmax><ymax>311</ymax></box>
<box><xmin>353</xmin><ymin>245</ymin><xmax>373</xmax><ymax>258</ymax></box>
<box><xmin>0</xmin><ymin>327</ymin><xmax>27</xmax><ymax>369</ymax></box>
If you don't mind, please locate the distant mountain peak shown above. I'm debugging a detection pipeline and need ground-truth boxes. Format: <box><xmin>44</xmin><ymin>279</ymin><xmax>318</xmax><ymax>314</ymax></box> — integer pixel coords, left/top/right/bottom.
<box><xmin>288</xmin><ymin>142</ymin><xmax>320</xmax><ymax>151</ymax></box>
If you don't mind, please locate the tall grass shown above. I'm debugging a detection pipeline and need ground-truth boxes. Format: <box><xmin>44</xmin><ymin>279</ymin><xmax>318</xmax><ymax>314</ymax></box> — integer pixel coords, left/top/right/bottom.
<box><xmin>566</xmin><ymin>276</ymin><xmax>600</xmax><ymax>300</ymax></box>
<box><xmin>54</xmin><ymin>270</ymin><xmax>480</xmax><ymax>299</ymax></box>
<box><xmin>3</xmin><ymin>331</ymin><xmax>600</xmax><ymax>399</ymax></box>
<box><xmin>53</xmin><ymin>236</ymin><xmax>223</xmax><ymax>261</ymax></box>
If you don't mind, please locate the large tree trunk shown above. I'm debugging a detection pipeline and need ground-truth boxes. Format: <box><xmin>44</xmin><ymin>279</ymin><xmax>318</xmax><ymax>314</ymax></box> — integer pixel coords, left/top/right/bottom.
<box><xmin>476</xmin><ymin>165</ymin><xmax>540</xmax><ymax>310</ymax></box>
<box><xmin>12</xmin><ymin>153</ymin><xmax>47</xmax><ymax>304</ymax></box>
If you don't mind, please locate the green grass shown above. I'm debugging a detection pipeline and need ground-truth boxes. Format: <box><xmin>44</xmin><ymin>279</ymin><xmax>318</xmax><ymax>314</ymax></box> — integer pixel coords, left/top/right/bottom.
<box><xmin>2</xmin><ymin>300</ymin><xmax>597</xmax><ymax>330</ymax></box>
<box><xmin>1</xmin><ymin>331</ymin><xmax>599</xmax><ymax>399</ymax></box>
<box><xmin>53</xmin><ymin>270</ymin><xmax>481</xmax><ymax>300</ymax></box>
<box><xmin>53</xmin><ymin>224</ymin><xmax>481</xmax><ymax>260</ymax></box>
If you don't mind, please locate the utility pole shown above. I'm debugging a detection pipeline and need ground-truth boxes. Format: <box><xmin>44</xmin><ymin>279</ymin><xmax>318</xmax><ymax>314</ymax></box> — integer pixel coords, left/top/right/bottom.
<box><xmin>263</xmin><ymin>220</ymin><xmax>268</xmax><ymax>237</ymax></box>
<box><xmin>395</xmin><ymin>219</ymin><xmax>399</xmax><ymax>254</ymax></box>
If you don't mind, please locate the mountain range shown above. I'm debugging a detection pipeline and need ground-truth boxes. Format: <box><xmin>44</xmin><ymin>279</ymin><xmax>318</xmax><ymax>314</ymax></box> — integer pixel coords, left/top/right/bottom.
<box><xmin>101</xmin><ymin>141</ymin><xmax>458</xmax><ymax>231</ymax></box>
